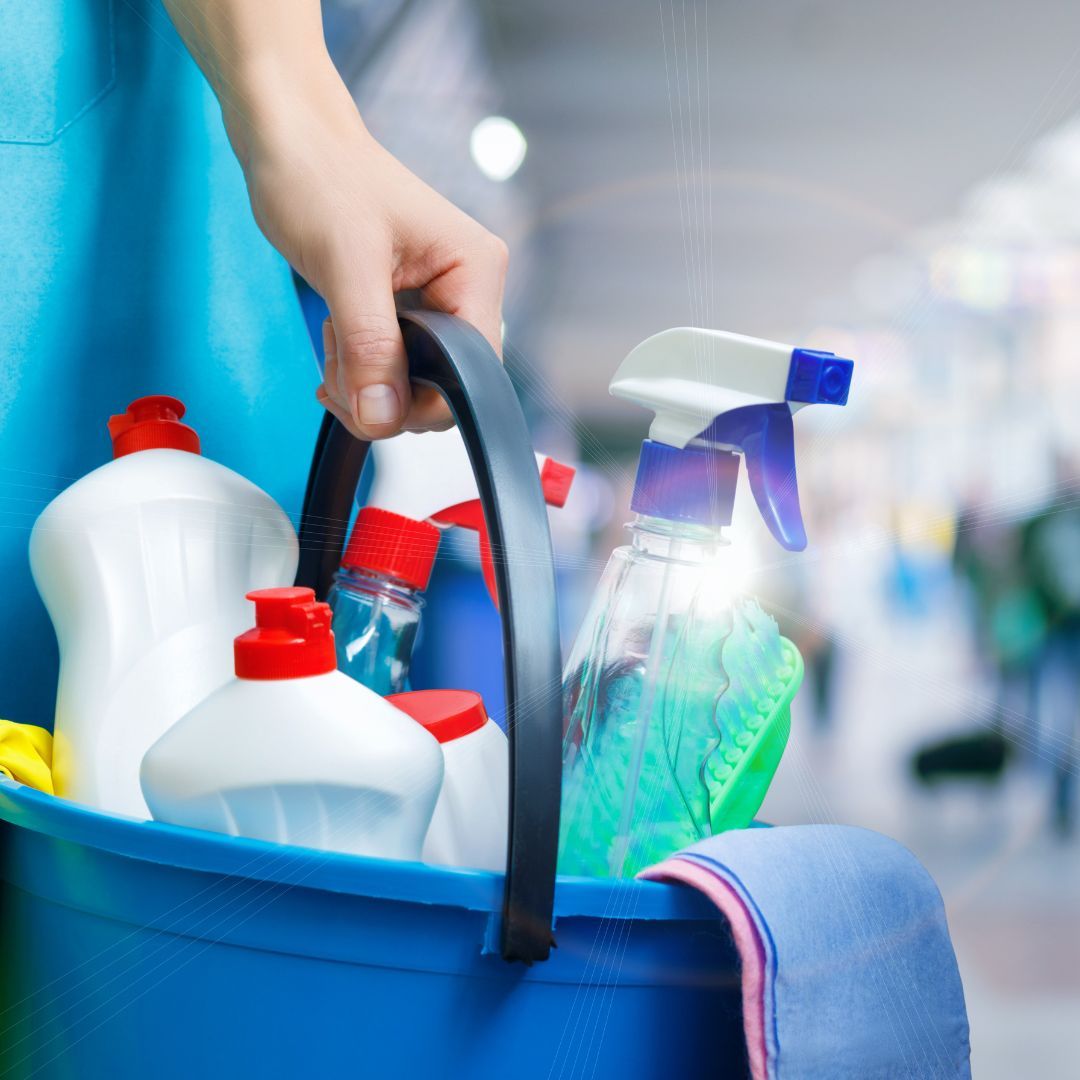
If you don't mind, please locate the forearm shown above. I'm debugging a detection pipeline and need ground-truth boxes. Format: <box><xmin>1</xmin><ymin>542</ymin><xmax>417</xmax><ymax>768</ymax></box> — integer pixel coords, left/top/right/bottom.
<box><xmin>165</xmin><ymin>0</ymin><xmax>507</xmax><ymax>439</ymax></box>
<box><xmin>162</xmin><ymin>0</ymin><xmax>356</xmax><ymax>166</ymax></box>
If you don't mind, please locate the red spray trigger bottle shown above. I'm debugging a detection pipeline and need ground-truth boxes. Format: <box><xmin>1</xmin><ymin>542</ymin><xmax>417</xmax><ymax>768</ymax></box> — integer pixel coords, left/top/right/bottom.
<box><xmin>361</xmin><ymin>427</ymin><xmax>574</xmax><ymax>609</ymax></box>
<box><xmin>429</xmin><ymin>456</ymin><xmax>575</xmax><ymax>606</ymax></box>
<box><xmin>328</xmin><ymin>427</ymin><xmax>575</xmax><ymax>696</ymax></box>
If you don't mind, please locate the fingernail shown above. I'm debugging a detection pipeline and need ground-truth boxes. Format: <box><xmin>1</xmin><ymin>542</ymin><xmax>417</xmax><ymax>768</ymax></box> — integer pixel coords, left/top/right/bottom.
<box><xmin>357</xmin><ymin>384</ymin><xmax>400</xmax><ymax>427</ymax></box>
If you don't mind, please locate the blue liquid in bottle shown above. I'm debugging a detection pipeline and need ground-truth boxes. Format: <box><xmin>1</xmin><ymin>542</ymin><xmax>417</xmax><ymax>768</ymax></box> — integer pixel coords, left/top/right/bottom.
<box><xmin>558</xmin><ymin>516</ymin><xmax>793</xmax><ymax>878</ymax></box>
<box><xmin>328</xmin><ymin>567</ymin><xmax>424</xmax><ymax>696</ymax></box>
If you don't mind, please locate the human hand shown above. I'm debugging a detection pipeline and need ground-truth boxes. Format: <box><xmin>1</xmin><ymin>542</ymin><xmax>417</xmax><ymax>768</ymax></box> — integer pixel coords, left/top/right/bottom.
<box><xmin>164</xmin><ymin>0</ymin><xmax>507</xmax><ymax>439</ymax></box>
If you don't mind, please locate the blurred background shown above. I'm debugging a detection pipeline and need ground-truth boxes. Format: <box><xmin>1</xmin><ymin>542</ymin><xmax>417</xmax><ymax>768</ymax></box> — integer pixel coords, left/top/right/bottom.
<box><xmin>323</xmin><ymin>1</ymin><xmax>1080</xmax><ymax>1073</ymax></box>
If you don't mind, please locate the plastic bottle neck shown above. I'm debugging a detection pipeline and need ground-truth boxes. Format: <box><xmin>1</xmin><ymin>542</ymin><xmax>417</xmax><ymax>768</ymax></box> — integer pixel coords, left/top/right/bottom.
<box><xmin>627</xmin><ymin>513</ymin><xmax>731</xmax><ymax>561</ymax></box>
<box><xmin>630</xmin><ymin>439</ymin><xmax>738</xmax><ymax>528</ymax></box>
<box><xmin>332</xmin><ymin>565</ymin><xmax>425</xmax><ymax>614</ymax></box>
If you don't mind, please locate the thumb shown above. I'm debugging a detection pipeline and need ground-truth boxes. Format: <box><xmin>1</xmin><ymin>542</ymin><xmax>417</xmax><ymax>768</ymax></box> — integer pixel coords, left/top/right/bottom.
<box><xmin>322</xmin><ymin>271</ymin><xmax>411</xmax><ymax>440</ymax></box>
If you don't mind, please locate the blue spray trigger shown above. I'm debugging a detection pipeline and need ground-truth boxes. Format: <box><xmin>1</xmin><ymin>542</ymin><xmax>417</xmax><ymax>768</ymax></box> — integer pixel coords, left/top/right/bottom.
<box><xmin>699</xmin><ymin>404</ymin><xmax>807</xmax><ymax>551</ymax></box>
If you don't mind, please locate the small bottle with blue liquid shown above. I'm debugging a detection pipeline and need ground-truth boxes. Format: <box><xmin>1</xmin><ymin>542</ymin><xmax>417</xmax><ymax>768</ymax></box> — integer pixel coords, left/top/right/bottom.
<box><xmin>328</xmin><ymin>507</ymin><xmax>440</xmax><ymax>696</ymax></box>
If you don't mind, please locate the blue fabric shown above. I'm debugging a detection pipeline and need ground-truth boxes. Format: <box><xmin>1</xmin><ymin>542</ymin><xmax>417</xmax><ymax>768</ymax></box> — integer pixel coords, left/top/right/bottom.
<box><xmin>0</xmin><ymin>0</ymin><xmax>321</xmax><ymax>726</ymax></box>
<box><xmin>680</xmin><ymin>826</ymin><xmax>971</xmax><ymax>1079</ymax></box>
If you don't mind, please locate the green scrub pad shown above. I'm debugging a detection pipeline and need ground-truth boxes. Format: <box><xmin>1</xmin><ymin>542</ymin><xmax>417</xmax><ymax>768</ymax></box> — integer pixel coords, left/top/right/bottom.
<box><xmin>558</xmin><ymin>599</ymin><xmax>803</xmax><ymax>878</ymax></box>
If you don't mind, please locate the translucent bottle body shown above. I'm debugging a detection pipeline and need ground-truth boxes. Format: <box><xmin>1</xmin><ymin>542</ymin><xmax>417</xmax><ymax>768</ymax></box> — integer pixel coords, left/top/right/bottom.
<box><xmin>558</xmin><ymin>515</ymin><xmax>791</xmax><ymax>878</ymax></box>
<box><xmin>328</xmin><ymin>567</ymin><xmax>423</xmax><ymax>696</ymax></box>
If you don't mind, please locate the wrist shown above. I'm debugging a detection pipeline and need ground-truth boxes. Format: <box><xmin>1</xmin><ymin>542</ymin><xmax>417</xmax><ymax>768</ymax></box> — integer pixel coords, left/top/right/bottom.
<box><xmin>221</xmin><ymin>46</ymin><xmax>362</xmax><ymax>169</ymax></box>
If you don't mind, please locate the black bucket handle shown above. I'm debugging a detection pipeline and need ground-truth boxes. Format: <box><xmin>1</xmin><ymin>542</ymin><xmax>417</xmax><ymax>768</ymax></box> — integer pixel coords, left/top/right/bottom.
<box><xmin>295</xmin><ymin>311</ymin><xmax>562</xmax><ymax>964</ymax></box>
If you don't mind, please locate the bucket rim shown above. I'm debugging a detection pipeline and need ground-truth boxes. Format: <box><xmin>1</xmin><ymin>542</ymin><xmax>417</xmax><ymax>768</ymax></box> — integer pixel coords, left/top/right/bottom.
<box><xmin>0</xmin><ymin>780</ymin><xmax>718</xmax><ymax>922</ymax></box>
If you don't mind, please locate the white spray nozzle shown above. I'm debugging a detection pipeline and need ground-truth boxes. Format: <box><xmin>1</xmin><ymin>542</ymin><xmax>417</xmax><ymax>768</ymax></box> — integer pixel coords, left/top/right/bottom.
<box><xmin>610</xmin><ymin>326</ymin><xmax>853</xmax><ymax>551</ymax></box>
<box><xmin>610</xmin><ymin>328</ymin><xmax>797</xmax><ymax>449</ymax></box>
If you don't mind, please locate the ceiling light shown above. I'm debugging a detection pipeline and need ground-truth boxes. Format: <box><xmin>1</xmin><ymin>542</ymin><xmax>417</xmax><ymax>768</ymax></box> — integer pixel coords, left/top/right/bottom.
<box><xmin>470</xmin><ymin>116</ymin><xmax>527</xmax><ymax>182</ymax></box>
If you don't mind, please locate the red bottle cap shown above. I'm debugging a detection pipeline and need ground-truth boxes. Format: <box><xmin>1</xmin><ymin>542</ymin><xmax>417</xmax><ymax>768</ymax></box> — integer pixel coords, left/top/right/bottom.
<box><xmin>234</xmin><ymin>587</ymin><xmax>337</xmax><ymax>680</ymax></box>
<box><xmin>107</xmin><ymin>395</ymin><xmax>201</xmax><ymax>459</ymax></box>
<box><xmin>341</xmin><ymin>507</ymin><xmax>441</xmax><ymax>591</ymax></box>
<box><xmin>387</xmin><ymin>689</ymin><xmax>489</xmax><ymax>744</ymax></box>
<box><xmin>540</xmin><ymin>457</ymin><xmax>576</xmax><ymax>508</ymax></box>
<box><xmin>430</xmin><ymin>456</ymin><xmax>577</xmax><ymax>609</ymax></box>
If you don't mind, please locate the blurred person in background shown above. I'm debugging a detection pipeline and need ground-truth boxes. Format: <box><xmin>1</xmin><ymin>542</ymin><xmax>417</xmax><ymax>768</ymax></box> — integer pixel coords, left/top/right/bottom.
<box><xmin>911</xmin><ymin>493</ymin><xmax>1038</xmax><ymax>789</ymax></box>
<box><xmin>954</xmin><ymin>493</ymin><xmax>1045</xmax><ymax>744</ymax></box>
<box><xmin>914</xmin><ymin>468</ymin><xmax>1080</xmax><ymax>839</ymax></box>
<box><xmin>1021</xmin><ymin>458</ymin><xmax>1080</xmax><ymax>836</ymax></box>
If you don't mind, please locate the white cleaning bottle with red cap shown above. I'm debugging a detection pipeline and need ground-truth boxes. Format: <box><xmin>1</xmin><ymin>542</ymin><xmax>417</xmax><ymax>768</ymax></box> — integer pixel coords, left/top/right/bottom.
<box><xmin>329</xmin><ymin>427</ymin><xmax>574</xmax><ymax>694</ymax></box>
<box><xmin>389</xmin><ymin>689</ymin><xmax>508</xmax><ymax>871</ymax></box>
<box><xmin>29</xmin><ymin>396</ymin><xmax>298</xmax><ymax>818</ymax></box>
<box><xmin>141</xmin><ymin>588</ymin><xmax>444</xmax><ymax>860</ymax></box>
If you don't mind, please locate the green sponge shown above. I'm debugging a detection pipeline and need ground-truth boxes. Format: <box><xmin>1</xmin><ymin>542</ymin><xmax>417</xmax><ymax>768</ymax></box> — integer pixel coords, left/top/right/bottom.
<box><xmin>558</xmin><ymin>598</ymin><xmax>803</xmax><ymax>878</ymax></box>
<box><xmin>700</xmin><ymin>607</ymin><xmax>802</xmax><ymax>835</ymax></box>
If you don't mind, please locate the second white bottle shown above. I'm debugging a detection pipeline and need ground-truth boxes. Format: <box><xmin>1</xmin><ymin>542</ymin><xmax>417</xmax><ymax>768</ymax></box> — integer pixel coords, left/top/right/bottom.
<box><xmin>389</xmin><ymin>689</ymin><xmax>508</xmax><ymax>872</ymax></box>
<box><xmin>141</xmin><ymin>587</ymin><xmax>445</xmax><ymax>861</ymax></box>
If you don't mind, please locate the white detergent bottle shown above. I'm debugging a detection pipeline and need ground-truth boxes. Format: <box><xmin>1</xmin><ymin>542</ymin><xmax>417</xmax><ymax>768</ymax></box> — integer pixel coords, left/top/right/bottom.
<box><xmin>389</xmin><ymin>689</ymin><xmax>508</xmax><ymax>871</ymax></box>
<box><xmin>141</xmin><ymin>587</ymin><xmax>444</xmax><ymax>860</ymax></box>
<box><xmin>29</xmin><ymin>395</ymin><xmax>299</xmax><ymax>818</ymax></box>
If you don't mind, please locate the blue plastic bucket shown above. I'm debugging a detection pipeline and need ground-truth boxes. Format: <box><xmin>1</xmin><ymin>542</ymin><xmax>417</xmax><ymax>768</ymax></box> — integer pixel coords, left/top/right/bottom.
<box><xmin>0</xmin><ymin>314</ymin><xmax>745</xmax><ymax>1077</ymax></box>
<box><xmin>0</xmin><ymin>782</ymin><xmax>743</xmax><ymax>1079</ymax></box>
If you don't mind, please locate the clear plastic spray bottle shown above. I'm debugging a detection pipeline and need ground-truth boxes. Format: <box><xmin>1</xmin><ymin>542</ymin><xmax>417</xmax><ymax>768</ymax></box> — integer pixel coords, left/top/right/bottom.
<box><xmin>558</xmin><ymin>329</ymin><xmax>853</xmax><ymax>877</ymax></box>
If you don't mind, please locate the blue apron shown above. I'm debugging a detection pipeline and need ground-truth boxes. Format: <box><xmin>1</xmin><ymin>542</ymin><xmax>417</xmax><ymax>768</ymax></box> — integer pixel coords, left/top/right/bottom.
<box><xmin>0</xmin><ymin>0</ymin><xmax>321</xmax><ymax>725</ymax></box>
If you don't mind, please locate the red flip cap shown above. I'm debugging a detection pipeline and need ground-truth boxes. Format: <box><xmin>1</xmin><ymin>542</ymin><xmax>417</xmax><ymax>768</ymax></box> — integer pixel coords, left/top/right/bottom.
<box><xmin>388</xmin><ymin>689</ymin><xmax>488</xmax><ymax>744</ymax></box>
<box><xmin>234</xmin><ymin>587</ymin><xmax>337</xmax><ymax>680</ymax></box>
<box><xmin>108</xmin><ymin>395</ymin><xmax>200</xmax><ymax>459</ymax></box>
<box><xmin>341</xmin><ymin>507</ymin><xmax>441</xmax><ymax>591</ymax></box>
<box><xmin>430</xmin><ymin>457</ymin><xmax>576</xmax><ymax>608</ymax></box>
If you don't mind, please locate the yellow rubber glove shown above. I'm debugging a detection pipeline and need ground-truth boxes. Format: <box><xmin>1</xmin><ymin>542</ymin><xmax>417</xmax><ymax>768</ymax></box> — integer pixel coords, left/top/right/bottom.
<box><xmin>0</xmin><ymin>720</ymin><xmax>54</xmax><ymax>794</ymax></box>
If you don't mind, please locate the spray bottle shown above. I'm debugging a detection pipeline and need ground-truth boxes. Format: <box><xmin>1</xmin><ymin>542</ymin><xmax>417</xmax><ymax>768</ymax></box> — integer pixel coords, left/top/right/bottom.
<box><xmin>558</xmin><ymin>329</ymin><xmax>853</xmax><ymax>877</ymax></box>
<box><xmin>328</xmin><ymin>426</ymin><xmax>574</xmax><ymax>695</ymax></box>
